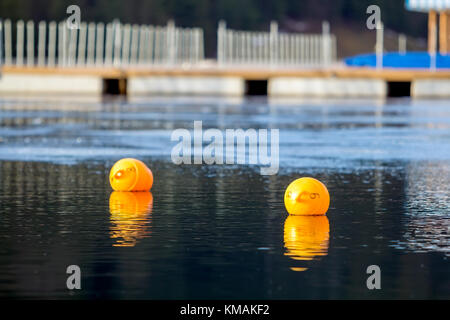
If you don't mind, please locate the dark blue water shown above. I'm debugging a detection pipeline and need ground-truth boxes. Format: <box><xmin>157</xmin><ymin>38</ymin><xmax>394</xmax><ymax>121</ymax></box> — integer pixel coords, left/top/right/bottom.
<box><xmin>0</xmin><ymin>96</ymin><xmax>448</xmax><ymax>299</ymax></box>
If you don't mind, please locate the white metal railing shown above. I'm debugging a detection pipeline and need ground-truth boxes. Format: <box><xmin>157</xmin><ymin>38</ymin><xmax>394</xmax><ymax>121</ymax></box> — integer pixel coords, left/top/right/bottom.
<box><xmin>0</xmin><ymin>19</ymin><xmax>3</xmax><ymax>68</ymax></box>
<box><xmin>217</xmin><ymin>21</ymin><xmax>337</xmax><ymax>67</ymax></box>
<box><xmin>0</xmin><ymin>19</ymin><xmax>205</xmax><ymax>68</ymax></box>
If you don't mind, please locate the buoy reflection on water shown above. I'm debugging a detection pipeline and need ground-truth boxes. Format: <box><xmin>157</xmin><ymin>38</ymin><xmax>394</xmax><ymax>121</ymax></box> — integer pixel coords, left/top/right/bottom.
<box><xmin>283</xmin><ymin>215</ymin><xmax>330</xmax><ymax>271</ymax></box>
<box><xmin>109</xmin><ymin>191</ymin><xmax>153</xmax><ymax>247</ymax></box>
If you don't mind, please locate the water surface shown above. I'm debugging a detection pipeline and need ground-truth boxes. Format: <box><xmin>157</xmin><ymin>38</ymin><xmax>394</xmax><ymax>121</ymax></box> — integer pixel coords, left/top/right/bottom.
<box><xmin>0</xmin><ymin>96</ymin><xmax>448</xmax><ymax>299</ymax></box>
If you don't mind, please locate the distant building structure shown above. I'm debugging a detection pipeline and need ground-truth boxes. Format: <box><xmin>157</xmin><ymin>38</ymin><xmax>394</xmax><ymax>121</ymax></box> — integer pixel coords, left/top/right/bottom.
<box><xmin>405</xmin><ymin>0</ymin><xmax>450</xmax><ymax>54</ymax></box>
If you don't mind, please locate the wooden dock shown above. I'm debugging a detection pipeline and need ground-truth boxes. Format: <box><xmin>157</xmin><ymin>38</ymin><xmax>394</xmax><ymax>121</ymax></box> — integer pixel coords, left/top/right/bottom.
<box><xmin>1</xmin><ymin>18</ymin><xmax>450</xmax><ymax>98</ymax></box>
<box><xmin>3</xmin><ymin>64</ymin><xmax>450</xmax><ymax>80</ymax></box>
<box><xmin>1</xmin><ymin>64</ymin><xmax>450</xmax><ymax>98</ymax></box>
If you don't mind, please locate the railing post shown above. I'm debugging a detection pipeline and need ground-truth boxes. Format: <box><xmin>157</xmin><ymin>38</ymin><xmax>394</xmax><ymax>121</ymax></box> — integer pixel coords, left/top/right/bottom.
<box><xmin>278</xmin><ymin>33</ymin><xmax>284</xmax><ymax>66</ymax></box>
<box><xmin>294</xmin><ymin>35</ymin><xmax>300</xmax><ymax>66</ymax></box>
<box><xmin>166</xmin><ymin>20</ymin><xmax>175</xmax><ymax>66</ymax></box>
<box><xmin>331</xmin><ymin>35</ymin><xmax>337</xmax><ymax>62</ymax></box>
<box><xmin>148</xmin><ymin>26</ymin><xmax>154</xmax><ymax>65</ymax></box>
<box><xmin>67</xmin><ymin>25</ymin><xmax>77</xmax><ymax>66</ymax></box>
<box><xmin>193</xmin><ymin>28</ymin><xmax>200</xmax><ymax>65</ymax></box>
<box><xmin>376</xmin><ymin>21</ymin><xmax>383</xmax><ymax>70</ymax></box>
<box><xmin>322</xmin><ymin>21</ymin><xmax>330</xmax><ymax>67</ymax></box>
<box><xmin>198</xmin><ymin>28</ymin><xmax>204</xmax><ymax>63</ymax></box>
<box><xmin>174</xmin><ymin>28</ymin><xmax>180</xmax><ymax>64</ymax></box>
<box><xmin>104</xmin><ymin>23</ymin><xmax>113</xmax><ymax>66</ymax></box>
<box><xmin>228</xmin><ymin>29</ymin><xmax>233</xmax><ymax>65</ymax></box>
<box><xmin>246</xmin><ymin>32</ymin><xmax>251</xmax><ymax>65</ymax></box>
<box><xmin>16</xmin><ymin>20</ymin><xmax>24</xmax><ymax>66</ymax></box>
<box><xmin>154</xmin><ymin>26</ymin><xmax>161</xmax><ymax>64</ymax></box>
<box><xmin>38</xmin><ymin>21</ymin><xmax>46</xmax><ymax>66</ymax></box>
<box><xmin>188</xmin><ymin>28</ymin><xmax>193</xmax><ymax>65</ymax></box>
<box><xmin>48</xmin><ymin>21</ymin><xmax>56</xmax><ymax>67</ymax></box>
<box><xmin>57</xmin><ymin>21</ymin><xmax>64</xmax><ymax>66</ymax></box>
<box><xmin>151</xmin><ymin>26</ymin><xmax>157</xmax><ymax>65</ymax></box>
<box><xmin>130</xmin><ymin>24</ymin><xmax>139</xmax><ymax>65</ymax></box>
<box><xmin>4</xmin><ymin>20</ymin><xmax>12</xmax><ymax>65</ymax></box>
<box><xmin>121</xmin><ymin>24</ymin><xmax>131</xmax><ymax>66</ymax></box>
<box><xmin>113</xmin><ymin>20</ymin><xmax>122</xmax><ymax>67</ymax></box>
<box><xmin>26</xmin><ymin>20</ymin><xmax>34</xmax><ymax>67</ymax></box>
<box><xmin>218</xmin><ymin>20</ymin><xmax>226</xmax><ymax>66</ymax></box>
<box><xmin>96</xmin><ymin>22</ymin><xmax>105</xmax><ymax>66</ymax></box>
<box><xmin>87</xmin><ymin>22</ymin><xmax>96</xmax><ymax>66</ymax></box>
<box><xmin>270</xmin><ymin>21</ymin><xmax>278</xmax><ymax>67</ymax></box>
<box><xmin>57</xmin><ymin>21</ymin><xmax>63</xmax><ymax>66</ymax></box>
<box><xmin>289</xmin><ymin>34</ymin><xmax>294</xmax><ymax>66</ymax></box>
<box><xmin>77</xmin><ymin>22</ymin><xmax>87</xmax><ymax>66</ymax></box>
<box><xmin>0</xmin><ymin>19</ymin><xmax>3</xmax><ymax>68</ymax></box>
<box><xmin>399</xmin><ymin>33</ymin><xmax>407</xmax><ymax>55</ymax></box>
<box><xmin>137</xmin><ymin>25</ymin><xmax>146</xmax><ymax>65</ymax></box>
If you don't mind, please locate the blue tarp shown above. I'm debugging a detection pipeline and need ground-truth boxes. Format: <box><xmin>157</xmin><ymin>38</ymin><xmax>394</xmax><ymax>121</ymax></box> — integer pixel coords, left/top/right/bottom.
<box><xmin>344</xmin><ymin>52</ymin><xmax>450</xmax><ymax>69</ymax></box>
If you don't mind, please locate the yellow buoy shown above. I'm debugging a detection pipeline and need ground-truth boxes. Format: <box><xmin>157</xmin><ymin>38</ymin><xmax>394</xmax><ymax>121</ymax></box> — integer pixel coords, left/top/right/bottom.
<box><xmin>109</xmin><ymin>158</ymin><xmax>153</xmax><ymax>191</ymax></box>
<box><xmin>284</xmin><ymin>177</ymin><xmax>330</xmax><ymax>215</ymax></box>
<box><xmin>284</xmin><ymin>215</ymin><xmax>330</xmax><ymax>264</ymax></box>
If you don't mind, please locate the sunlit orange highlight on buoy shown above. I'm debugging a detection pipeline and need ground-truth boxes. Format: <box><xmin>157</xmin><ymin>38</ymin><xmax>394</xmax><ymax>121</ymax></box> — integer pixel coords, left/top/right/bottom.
<box><xmin>284</xmin><ymin>177</ymin><xmax>330</xmax><ymax>215</ymax></box>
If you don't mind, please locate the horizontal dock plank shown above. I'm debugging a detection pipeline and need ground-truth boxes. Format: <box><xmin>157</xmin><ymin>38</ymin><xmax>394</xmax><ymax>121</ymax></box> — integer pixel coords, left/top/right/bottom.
<box><xmin>2</xmin><ymin>65</ymin><xmax>450</xmax><ymax>81</ymax></box>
